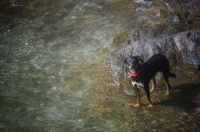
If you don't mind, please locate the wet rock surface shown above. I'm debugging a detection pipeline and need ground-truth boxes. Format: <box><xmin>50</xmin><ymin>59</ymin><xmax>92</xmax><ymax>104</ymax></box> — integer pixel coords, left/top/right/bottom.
<box><xmin>105</xmin><ymin>30</ymin><xmax>200</xmax><ymax>69</ymax></box>
<box><xmin>105</xmin><ymin>30</ymin><xmax>200</xmax><ymax>97</ymax></box>
<box><xmin>0</xmin><ymin>0</ymin><xmax>200</xmax><ymax>131</ymax></box>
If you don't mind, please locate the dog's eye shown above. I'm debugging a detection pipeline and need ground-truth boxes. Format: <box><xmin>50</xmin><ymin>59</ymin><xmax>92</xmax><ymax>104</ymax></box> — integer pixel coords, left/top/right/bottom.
<box><xmin>133</xmin><ymin>61</ymin><xmax>138</xmax><ymax>64</ymax></box>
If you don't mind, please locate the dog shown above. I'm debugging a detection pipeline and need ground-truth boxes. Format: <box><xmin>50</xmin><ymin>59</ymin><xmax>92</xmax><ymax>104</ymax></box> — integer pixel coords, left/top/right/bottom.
<box><xmin>122</xmin><ymin>54</ymin><xmax>176</xmax><ymax>108</ymax></box>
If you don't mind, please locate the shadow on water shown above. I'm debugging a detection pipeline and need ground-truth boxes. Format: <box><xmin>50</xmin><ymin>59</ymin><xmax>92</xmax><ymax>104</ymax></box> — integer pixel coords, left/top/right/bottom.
<box><xmin>155</xmin><ymin>83</ymin><xmax>200</xmax><ymax>114</ymax></box>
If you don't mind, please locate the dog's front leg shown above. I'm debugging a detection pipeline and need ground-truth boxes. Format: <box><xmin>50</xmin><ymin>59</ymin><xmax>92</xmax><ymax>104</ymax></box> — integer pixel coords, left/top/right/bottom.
<box><xmin>132</xmin><ymin>82</ymin><xmax>141</xmax><ymax>108</ymax></box>
<box><xmin>144</xmin><ymin>85</ymin><xmax>153</xmax><ymax>107</ymax></box>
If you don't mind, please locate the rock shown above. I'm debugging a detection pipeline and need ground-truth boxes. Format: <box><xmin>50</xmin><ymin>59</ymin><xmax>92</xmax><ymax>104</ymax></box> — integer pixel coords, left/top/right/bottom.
<box><xmin>104</xmin><ymin>30</ymin><xmax>200</xmax><ymax>84</ymax></box>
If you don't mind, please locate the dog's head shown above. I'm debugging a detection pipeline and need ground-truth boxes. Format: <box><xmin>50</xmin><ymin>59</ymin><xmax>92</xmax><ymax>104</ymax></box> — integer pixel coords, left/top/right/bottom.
<box><xmin>122</xmin><ymin>56</ymin><xmax>143</xmax><ymax>74</ymax></box>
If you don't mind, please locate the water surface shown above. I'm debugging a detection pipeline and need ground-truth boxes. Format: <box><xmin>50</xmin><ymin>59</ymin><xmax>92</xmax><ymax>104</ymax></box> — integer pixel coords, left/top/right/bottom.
<box><xmin>0</xmin><ymin>0</ymin><xmax>200</xmax><ymax>131</ymax></box>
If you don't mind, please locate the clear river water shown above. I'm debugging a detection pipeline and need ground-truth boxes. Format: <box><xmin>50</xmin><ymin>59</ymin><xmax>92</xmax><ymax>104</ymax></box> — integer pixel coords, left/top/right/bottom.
<box><xmin>0</xmin><ymin>0</ymin><xmax>200</xmax><ymax>131</ymax></box>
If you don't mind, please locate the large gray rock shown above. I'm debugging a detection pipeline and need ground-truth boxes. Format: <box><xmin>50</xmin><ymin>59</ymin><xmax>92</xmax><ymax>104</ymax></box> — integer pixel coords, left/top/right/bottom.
<box><xmin>105</xmin><ymin>30</ymin><xmax>200</xmax><ymax>69</ymax></box>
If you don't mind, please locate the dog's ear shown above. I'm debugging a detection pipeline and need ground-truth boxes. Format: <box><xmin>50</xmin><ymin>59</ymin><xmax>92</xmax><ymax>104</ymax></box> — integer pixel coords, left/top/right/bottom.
<box><xmin>120</xmin><ymin>58</ymin><xmax>127</xmax><ymax>67</ymax></box>
<box><xmin>136</xmin><ymin>56</ymin><xmax>144</xmax><ymax>64</ymax></box>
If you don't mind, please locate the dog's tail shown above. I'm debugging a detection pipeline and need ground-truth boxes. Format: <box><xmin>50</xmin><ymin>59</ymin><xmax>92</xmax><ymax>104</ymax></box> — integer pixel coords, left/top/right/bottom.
<box><xmin>169</xmin><ymin>72</ymin><xmax>176</xmax><ymax>78</ymax></box>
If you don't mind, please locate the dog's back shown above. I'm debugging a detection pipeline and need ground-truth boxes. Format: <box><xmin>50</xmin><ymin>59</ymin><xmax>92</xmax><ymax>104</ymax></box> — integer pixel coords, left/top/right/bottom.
<box><xmin>144</xmin><ymin>54</ymin><xmax>169</xmax><ymax>69</ymax></box>
<box><xmin>140</xmin><ymin>54</ymin><xmax>175</xmax><ymax>81</ymax></box>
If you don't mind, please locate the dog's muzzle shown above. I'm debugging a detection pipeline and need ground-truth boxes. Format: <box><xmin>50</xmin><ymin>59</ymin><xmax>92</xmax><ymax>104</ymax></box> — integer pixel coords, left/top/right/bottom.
<box><xmin>129</xmin><ymin>69</ymin><xmax>136</xmax><ymax>74</ymax></box>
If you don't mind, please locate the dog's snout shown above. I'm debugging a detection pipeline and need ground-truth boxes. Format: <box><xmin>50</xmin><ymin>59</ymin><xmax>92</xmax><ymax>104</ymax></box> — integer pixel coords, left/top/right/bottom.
<box><xmin>129</xmin><ymin>65</ymin><xmax>137</xmax><ymax>73</ymax></box>
<box><xmin>130</xmin><ymin>69</ymin><xmax>136</xmax><ymax>73</ymax></box>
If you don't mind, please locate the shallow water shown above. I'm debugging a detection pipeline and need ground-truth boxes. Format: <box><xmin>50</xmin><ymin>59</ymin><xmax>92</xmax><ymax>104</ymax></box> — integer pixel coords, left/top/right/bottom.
<box><xmin>0</xmin><ymin>0</ymin><xmax>200</xmax><ymax>131</ymax></box>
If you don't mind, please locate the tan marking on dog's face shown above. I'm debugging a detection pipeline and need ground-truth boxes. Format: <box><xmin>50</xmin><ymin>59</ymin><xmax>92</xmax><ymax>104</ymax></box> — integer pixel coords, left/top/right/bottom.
<box><xmin>131</xmin><ymin>82</ymin><xmax>144</xmax><ymax>88</ymax></box>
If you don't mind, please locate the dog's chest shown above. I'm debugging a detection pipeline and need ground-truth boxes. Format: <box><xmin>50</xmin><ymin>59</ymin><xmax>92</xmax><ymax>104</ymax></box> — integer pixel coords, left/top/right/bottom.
<box><xmin>130</xmin><ymin>75</ymin><xmax>144</xmax><ymax>88</ymax></box>
<box><xmin>131</xmin><ymin>81</ymin><xmax>144</xmax><ymax>89</ymax></box>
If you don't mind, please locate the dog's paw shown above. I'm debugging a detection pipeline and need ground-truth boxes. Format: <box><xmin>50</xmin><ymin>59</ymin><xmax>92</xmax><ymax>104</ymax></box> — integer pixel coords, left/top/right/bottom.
<box><xmin>134</xmin><ymin>103</ymin><xmax>141</xmax><ymax>108</ymax></box>
<box><xmin>165</xmin><ymin>92</ymin><xmax>170</xmax><ymax>96</ymax></box>
<box><xmin>166</xmin><ymin>90</ymin><xmax>171</xmax><ymax>96</ymax></box>
<box><xmin>148</xmin><ymin>104</ymin><xmax>153</xmax><ymax>108</ymax></box>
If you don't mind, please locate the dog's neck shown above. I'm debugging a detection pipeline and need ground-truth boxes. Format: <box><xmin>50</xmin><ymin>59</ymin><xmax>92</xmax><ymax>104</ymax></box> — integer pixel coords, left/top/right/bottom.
<box><xmin>128</xmin><ymin>69</ymin><xmax>140</xmax><ymax>77</ymax></box>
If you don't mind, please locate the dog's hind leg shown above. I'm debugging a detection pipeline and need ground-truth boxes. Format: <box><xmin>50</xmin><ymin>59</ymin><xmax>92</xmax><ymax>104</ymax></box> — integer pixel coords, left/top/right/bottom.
<box><xmin>150</xmin><ymin>77</ymin><xmax>156</xmax><ymax>93</ymax></box>
<box><xmin>163</xmin><ymin>75</ymin><xmax>171</xmax><ymax>95</ymax></box>
<box><xmin>160</xmin><ymin>64</ymin><xmax>172</xmax><ymax>95</ymax></box>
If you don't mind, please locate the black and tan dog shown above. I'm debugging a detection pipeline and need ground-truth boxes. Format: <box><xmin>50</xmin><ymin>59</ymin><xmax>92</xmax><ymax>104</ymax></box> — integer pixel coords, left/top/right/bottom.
<box><xmin>122</xmin><ymin>54</ymin><xmax>176</xmax><ymax>108</ymax></box>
